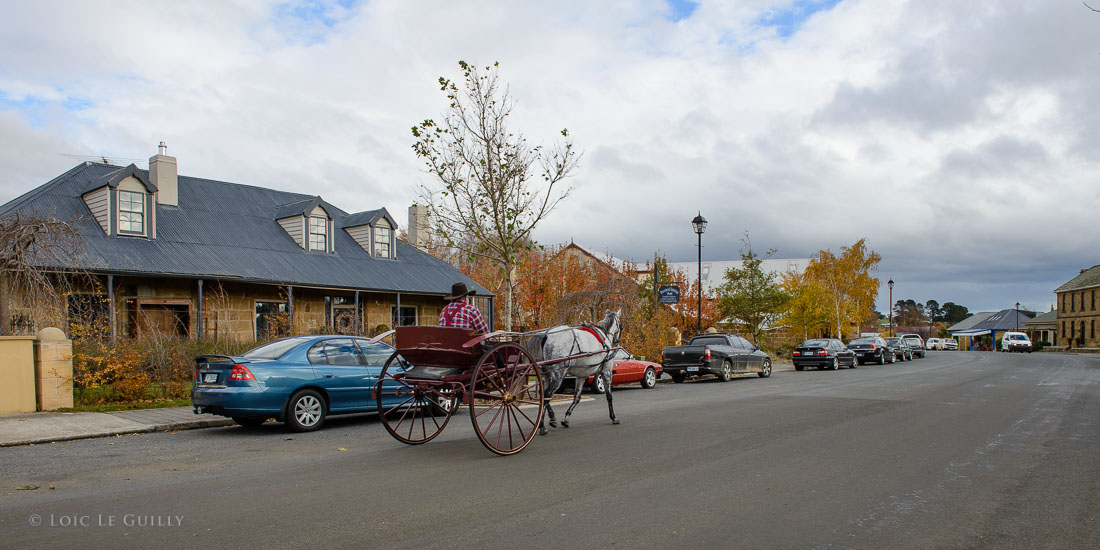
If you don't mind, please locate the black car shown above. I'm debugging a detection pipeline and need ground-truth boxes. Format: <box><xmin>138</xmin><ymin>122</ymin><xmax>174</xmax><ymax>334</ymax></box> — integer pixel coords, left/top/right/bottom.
<box><xmin>847</xmin><ymin>336</ymin><xmax>893</xmax><ymax>365</ymax></box>
<box><xmin>792</xmin><ymin>338</ymin><xmax>857</xmax><ymax>370</ymax></box>
<box><xmin>883</xmin><ymin>337</ymin><xmax>912</xmax><ymax>361</ymax></box>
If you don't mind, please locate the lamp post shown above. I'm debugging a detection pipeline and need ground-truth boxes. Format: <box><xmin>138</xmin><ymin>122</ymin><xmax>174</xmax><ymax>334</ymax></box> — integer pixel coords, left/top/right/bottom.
<box><xmin>1015</xmin><ymin>301</ymin><xmax>1020</xmax><ymax>331</ymax></box>
<box><xmin>888</xmin><ymin>279</ymin><xmax>894</xmax><ymax>337</ymax></box>
<box><xmin>691</xmin><ymin>212</ymin><xmax>707</xmax><ymax>335</ymax></box>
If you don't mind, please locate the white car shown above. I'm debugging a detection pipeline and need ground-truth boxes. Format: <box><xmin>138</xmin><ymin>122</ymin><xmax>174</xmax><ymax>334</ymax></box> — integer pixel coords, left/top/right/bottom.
<box><xmin>942</xmin><ymin>338</ymin><xmax>958</xmax><ymax>350</ymax></box>
<box><xmin>1001</xmin><ymin>332</ymin><xmax>1032</xmax><ymax>353</ymax></box>
<box><xmin>926</xmin><ymin>338</ymin><xmax>943</xmax><ymax>350</ymax></box>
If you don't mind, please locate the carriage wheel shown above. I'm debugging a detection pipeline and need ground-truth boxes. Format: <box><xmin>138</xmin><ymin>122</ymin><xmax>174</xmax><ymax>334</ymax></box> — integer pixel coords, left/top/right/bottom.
<box><xmin>470</xmin><ymin>343</ymin><xmax>544</xmax><ymax>456</ymax></box>
<box><xmin>376</xmin><ymin>351</ymin><xmax>456</xmax><ymax>445</ymax></box>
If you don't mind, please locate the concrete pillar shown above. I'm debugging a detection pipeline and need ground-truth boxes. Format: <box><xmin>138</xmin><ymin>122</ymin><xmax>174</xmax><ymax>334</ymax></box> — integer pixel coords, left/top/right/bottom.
<box><xmin>34</xmin><ymin>327</ymin><xmax>73</xmax><ymax>411</ymax></box>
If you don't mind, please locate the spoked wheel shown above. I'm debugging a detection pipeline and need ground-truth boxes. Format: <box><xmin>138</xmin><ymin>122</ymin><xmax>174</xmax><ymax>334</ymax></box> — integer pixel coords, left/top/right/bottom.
<box><xmin>469</xmin><ymin>343</ymin><xmax>544</xmax><ymax>456</ymax></box>
<box><xmin>376</xmin><ymin>351</ymin><xmax>456</xmax><ymax>445</ymax></box>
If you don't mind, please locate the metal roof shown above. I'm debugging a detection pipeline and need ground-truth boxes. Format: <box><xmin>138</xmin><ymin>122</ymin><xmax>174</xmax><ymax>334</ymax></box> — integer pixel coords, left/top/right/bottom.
<box><xmin>950</xmin><ymin>309</ymin><xmax>1036</xmax><ymax>334</ymax></box>
<box><xmin>0</xmin><ymin>162</ymin><xmax>491</xmax><ymax>297</ymax></box>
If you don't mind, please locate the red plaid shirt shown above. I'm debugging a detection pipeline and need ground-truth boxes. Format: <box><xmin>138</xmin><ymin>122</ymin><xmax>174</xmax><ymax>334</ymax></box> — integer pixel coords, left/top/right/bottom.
<box><xmin>438</xmin><ymin>301</ymin><xmax>489</xmax><ymax>333</ymax></box>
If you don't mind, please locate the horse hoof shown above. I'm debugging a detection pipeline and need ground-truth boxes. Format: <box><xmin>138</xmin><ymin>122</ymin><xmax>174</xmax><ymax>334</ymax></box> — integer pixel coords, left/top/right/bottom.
<box><xmin>561</xmin><ymin>421</ymin><xmax>569</xmax><ymax>428</ymax></box>
<box><xmin>612</xmin><ymin>419</ymin><xmax>620</xmax><ymax>425</ymax></box>
<box><xmin>549</xmin><ymin>421</ymin><xmax>557</xmax><ymax>428</ymax></box>
<box><xmin>539</xmin><ymin>428</ymin><xmax>549</xmax><ymax>436</ymax></box>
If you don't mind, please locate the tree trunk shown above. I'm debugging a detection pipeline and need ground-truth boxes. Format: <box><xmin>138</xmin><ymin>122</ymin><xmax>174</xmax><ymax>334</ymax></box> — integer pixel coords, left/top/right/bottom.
<box><xmin>503</xmin><ymin>260</ymin><xmax>514</xmax><ymax>331</ymax></box>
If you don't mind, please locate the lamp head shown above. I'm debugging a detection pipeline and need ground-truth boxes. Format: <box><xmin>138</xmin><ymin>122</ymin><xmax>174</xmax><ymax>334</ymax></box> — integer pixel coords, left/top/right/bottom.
<box><xmin>888</xmin><ymin>279</ymin><xmax>894</xmax><ymax>289</ymax></box>
<box><xmin>691</xmin><ymin>212</ymin><xmax>707</xmax><ymax>235</ymax></box>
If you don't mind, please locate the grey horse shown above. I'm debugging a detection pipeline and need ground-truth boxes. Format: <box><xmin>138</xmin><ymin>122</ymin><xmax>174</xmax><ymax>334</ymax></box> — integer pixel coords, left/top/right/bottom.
<box><xmin>527</xmin><ymin>309</ymin><xmax>623</xmax><ymax>435</ymax></box>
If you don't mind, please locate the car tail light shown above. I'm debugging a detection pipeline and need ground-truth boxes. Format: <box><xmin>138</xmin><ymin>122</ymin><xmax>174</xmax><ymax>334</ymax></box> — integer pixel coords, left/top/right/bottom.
<box><xmin>193</xmin><ymin>365</ymin><xmax>199</xmax><ymax>381</ymax></box>
<box><xmin>704</xmin><ymin>348</ymin><xmax>712</xmax><ymax>360</ymax></box>
<box><xmin>868</xmin><ymin>344</ymin><xmax>876</xmax><ymax>350</ymax></box>
<box><xmin>792</xmin><ymin>351</ymin><xmax>801</xmax><ymax>356</ymax></box>
<box><xmin>229</xmin><ymin>364</ymin><xmax>256</xmax><ymax>381</ymax></box>
<box><xmin>817</xmin><ymin>350</ymin><xmax>829</xmax><ymax>356</ymax></box>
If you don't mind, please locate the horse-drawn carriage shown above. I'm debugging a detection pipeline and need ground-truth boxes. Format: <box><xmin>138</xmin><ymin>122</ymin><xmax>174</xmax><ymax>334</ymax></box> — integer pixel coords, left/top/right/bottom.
<box><xmin>372</xmin><ymin>311</ymin><xmax>623</xmax><ymax>456</ymax></box>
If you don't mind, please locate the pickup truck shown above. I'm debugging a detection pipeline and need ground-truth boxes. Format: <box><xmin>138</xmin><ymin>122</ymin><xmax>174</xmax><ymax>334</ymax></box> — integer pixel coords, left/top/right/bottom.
<box><xmin>662</xmin><ymin>333</ymin><xmax>772</xmax><ymax>383</ymax></box>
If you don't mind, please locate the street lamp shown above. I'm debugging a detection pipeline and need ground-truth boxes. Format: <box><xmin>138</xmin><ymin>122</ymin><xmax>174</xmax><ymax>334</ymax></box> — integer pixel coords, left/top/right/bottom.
<box><xmin>692</xmin><ymin>212</ymin><xmax>707</xmax><ymax>335</ymax></box>
<box><xmin>888</xmin><ymin>279</ymin><xmax>894</xmax><ymax>337</ymax></box>
<box><xmin>1015</xmin><ymin>301</ymin><xmax>1020</xmax><ymax>331</ymax></box>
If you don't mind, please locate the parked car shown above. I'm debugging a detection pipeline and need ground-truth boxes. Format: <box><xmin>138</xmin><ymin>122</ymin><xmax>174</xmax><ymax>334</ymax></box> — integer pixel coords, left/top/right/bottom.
<box><xmin>574</xmin><ymin>349</ymin><xmax>662</xmax><ymax>393</ymax></box>
<box><xmin>662</xmin><ymin>333</ymin><xmax>772</xmax><ymax>382</ymax></box>
<box><xmin>1001</xmin><ymin>331</ymin><xmax>1033</xmax><ymax>353</ymax></box>
<box><xmin>192</xmin><ymin>335</ymin><xmax>401</xmax><ymax>432</ymax></box>
<box><xmin>925</xmin><ymin>338</ymin><xmax>943</xmax><ymax>350</ymax></box>
<box><xmin>883</xmin><ymin>337</ymin><xmax>913</xmax><ymax>361</ymax></box>
<box><xmin>898</xmin><ymin>333</ymin><xmax>926</xmax><ymax>358</ymax></box>
<box><xmin>847</xmin><ymin>336</ymin><xmax>892</xmax><ymax>365</ymax></box>
<box><xmin>792</xmin><ymin>338</ymin><xmax>857</xmax><ymax>370</ymax></box>
<box><xmin>942</xmin><ymin>338</ymin><xmax>958</xmax><ymax>350</ymax></box>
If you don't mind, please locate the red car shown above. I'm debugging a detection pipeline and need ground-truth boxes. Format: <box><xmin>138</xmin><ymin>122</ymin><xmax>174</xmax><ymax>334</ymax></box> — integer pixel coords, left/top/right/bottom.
<box><xmin>585</xmin><ymin>349</ymin><xmax>663</xmax><ymax>393</ymax></box>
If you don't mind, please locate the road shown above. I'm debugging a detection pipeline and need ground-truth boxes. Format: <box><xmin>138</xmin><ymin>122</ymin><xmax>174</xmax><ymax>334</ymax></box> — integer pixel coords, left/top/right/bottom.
<box><xmin>2</xmin><ymin>351</ymin><xmax>1098</xmax><ymax>549</ymax></box>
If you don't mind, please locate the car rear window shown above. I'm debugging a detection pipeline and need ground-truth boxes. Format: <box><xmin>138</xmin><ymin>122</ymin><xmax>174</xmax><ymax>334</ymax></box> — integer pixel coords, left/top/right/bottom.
<box><xmin>242</xmin><ymin>337</ymin><xmax>310</xmax><ymax>360</ymax></box>
<box><xmin>801</xmin><ymin>339</ymin><xmax>830</xmax><ymax>347</ymax></box>
<box><xmin>691</xmin><ymin>336</ymin><xmax>732</xmax><ymax>347</ymax></box>
<box><xmin>850</xmin><ymin>338</ymin><xmax>876</xmax><ymax>345</ymax></box>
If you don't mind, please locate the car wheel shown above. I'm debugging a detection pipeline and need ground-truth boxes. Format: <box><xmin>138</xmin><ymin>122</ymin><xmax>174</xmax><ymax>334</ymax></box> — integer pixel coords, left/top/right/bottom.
<box><xmin>591</xmin><ymin>375</ymin><xmax>607</xmax><ymax>394</ymax></box>
<box><xmin>671</xmin><ymin>372</ymin><xmax>686</xmax><ymax>384</ymax></box>
<box><xmin>878</xmin><ymin>351</ymin><xmax>886</xmax><ymax>365</ymax></box>
<box><xmin>830</xmin><ymin>357</ymin><xmax>839</xmax><ymax>370</ymax></box>
<box><xmin>232</xmin><ymin>416</ymin><xmax>266</xmax><ymax>428</ymax></box>
<box><xmin>758</xmin><ymin>360</ymin><xmax>772</xmax><ymax>378</ymax></box>
<box><xmin>718</xmin><ymin>360</ymin><xmax>733</xmax><ymax>382</ymax></box>
<box><xmin>285</xmin><ymin>389</ymin><xmax>326</xmax><ymax>432</ymax></box>
<box><xmin>640</xmin><ymin>367</ymin><xmax>657</xmax><ymax>389</ymax></box>
<box><xmin>795</xmin><ymin>363</ymin><xmax>804</xmax><ymax>371</ymax></box>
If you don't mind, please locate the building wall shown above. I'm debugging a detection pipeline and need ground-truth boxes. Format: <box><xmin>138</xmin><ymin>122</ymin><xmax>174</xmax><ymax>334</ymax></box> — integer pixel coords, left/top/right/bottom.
<box><xmin>1057</xmin><ymin>288</ymin><xmax>1100</xmax><ymax>346</ymax></box>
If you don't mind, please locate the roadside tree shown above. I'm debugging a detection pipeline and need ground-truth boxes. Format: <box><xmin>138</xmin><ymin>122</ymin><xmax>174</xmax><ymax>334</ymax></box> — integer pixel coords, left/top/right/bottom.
<box><xmin>804</xmin><ymin>238</ymin><xmax>882</xmax><ymax>340</ymax></box>
<box><xmin>412</xmin><ymin>61</ymin><xmax>580</xmax><ymax>330</ymax></box>
<box><xmin>716</xmin><ymin>243</ymin><xmax>790</xmax><ymax>345</ymax></box>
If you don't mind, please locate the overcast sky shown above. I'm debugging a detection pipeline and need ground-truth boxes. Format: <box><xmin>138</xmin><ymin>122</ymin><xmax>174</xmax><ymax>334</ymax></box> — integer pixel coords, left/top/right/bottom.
<box><xmin>2</xmin><ymin>0</ymin><xmax>1096</xmax><ymax>315</ymax></box>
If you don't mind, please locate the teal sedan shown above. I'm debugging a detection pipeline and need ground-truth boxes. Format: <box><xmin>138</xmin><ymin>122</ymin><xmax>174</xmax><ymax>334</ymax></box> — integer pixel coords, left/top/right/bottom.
<box><xmin>192</xmin><ymin>335</ymin><xmax>399</xmax><ymax>432</ymax></box>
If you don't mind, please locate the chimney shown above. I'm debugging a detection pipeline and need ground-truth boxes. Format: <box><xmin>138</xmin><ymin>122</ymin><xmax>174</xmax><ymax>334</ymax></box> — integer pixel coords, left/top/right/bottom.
<box><xmin>149</xmin><ymin>141</ymin><xmax>178</xmax><ymax>206</ymax></box>
<box><xmin>408</xmin><ymin>204</ymin><xmax>429</xmax><ymax>249</ymax></box>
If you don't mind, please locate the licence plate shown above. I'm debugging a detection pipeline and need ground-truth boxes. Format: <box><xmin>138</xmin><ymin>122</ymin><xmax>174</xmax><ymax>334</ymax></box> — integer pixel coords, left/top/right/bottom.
<box><xmin>687</xmin><ymin>367</ymin><xmax>699</xmax><ymax>372</ymax></box>
<box><xmin>203</xmin><ymin>373</ymin><xmax>219</xmax><ymax>384</ymax></box>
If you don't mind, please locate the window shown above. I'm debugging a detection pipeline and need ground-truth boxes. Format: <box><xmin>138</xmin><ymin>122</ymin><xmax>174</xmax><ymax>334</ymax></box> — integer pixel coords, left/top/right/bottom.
<box><xmin>118</xmin><ymin>190</ymin><xmax>145</xmax><ymax>234</ymax></box>
<box><xmin>1071</xmin><ymin>294</ymin><xmax>1076</xmax><ymax>312</ymax></box>
<box><xmin>1092</xmin><ymin>290</ymin><xmax>1096</xmax><ymax>311</ymax></box>
<box><xmin>309</xmin><ymin>216</ymin><xmax>327</xmax><ymax>251</ymax></box>
<box><xmin>391</xmin><ymin>305</ymin><xmax>417</xmax><ymax>327</ymax></box>
<box><xmin>255</xmin><ymin>301</ymin><xmax>289</xmax><ymax>340</ymax></box>
<box><xmin>1062</xmin><ymin>295</ymin><xmax>1067</xmax><ymax>313</ymax></box>
<box><xmin>374</xmin><ymin>225</ymin><xmax>391</xmax><ymax>257</ymax></box>
<box><xmin>307</xmin><ymin>338</ymin><xmax>361</xmax><ymax>366</ymax></box>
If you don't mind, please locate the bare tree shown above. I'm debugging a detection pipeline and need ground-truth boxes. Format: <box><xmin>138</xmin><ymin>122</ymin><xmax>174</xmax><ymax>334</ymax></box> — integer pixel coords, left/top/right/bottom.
<box><xmin>412</xmin><ymin>61</ymin><xmax>581</xmax><ymax>330</ymax></box>
<box><xmin>0</xmin><ymin>212</ymin><xmax>86</xmax><ymax>335</ymax></box>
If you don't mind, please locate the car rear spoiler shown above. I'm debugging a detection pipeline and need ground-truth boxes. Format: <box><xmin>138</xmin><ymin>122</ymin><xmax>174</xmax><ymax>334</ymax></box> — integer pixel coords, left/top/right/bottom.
<box><xmin>195</xmin><ymin>354</ymin><xmax>248</xmax><ymax>365</ymax></box>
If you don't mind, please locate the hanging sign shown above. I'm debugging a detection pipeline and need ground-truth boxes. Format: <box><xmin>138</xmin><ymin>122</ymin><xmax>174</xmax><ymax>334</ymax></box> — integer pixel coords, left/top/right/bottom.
<box><xmin>658</xmin><ymin>285</ymin><xmax>681</xmax><ymax>304</ymax></box>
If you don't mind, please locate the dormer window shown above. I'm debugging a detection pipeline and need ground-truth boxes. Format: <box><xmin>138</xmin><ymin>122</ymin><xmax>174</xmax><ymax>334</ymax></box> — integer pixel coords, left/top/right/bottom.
<box><xmin>374</xmin><ymin>225</ymin><xmax>391</xmax><ymax>258</ymax></box>
<box><xmin>118</xmin><ymin>190</ymin><xmax>145</xmax><ymax>235</ymax></box>
<box><xmin>309</xmin><ymin>216</ymin><xmax>328</xmax><ymax>251</ymax></box>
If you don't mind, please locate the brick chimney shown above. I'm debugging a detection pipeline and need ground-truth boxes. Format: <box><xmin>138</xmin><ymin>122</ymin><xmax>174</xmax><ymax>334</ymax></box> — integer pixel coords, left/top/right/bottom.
<box><xmin>149</xmin><ymin>141</ymin><xmax>178</xmax><ymax>206</ymax></box>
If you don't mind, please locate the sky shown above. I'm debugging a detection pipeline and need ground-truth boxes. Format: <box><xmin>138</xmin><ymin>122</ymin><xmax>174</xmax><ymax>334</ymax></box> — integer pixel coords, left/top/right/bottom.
<box><xmin>1</xmin><ymin>0</ymin><xmax>1097</xmax><ymax>316</ymax></box>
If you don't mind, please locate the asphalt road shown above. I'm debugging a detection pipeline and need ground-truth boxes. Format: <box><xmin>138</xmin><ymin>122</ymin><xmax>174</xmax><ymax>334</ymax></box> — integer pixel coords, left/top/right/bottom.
<box><xmin>2</xmin><ymin>351</ymin><xmax>1098</xmax><ymax>549</ymax></box>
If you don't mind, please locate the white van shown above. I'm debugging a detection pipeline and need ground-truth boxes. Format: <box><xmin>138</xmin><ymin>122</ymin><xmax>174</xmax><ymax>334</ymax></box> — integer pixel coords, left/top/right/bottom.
<box><xmin>1001</xmin><ymin>332</ymin><xmax>1032</xmax><ymax>353</ymax></box>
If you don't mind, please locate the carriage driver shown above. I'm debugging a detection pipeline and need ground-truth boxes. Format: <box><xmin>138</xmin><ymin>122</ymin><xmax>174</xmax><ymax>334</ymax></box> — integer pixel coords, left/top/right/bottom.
<box><xmin>438</xmin><ymin>282</ymin><xmax>489</xmax><ymax>333</ymax></box>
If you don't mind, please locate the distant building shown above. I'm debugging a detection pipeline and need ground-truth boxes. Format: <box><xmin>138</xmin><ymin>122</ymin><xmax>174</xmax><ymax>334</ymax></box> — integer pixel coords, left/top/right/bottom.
<box><xmin>1054</xmin><ymin>265</ymin><xmax>1100</xmax><ymax>347</ymax></box>
<box><xmin>0</xmin><ymin>144</ymin><xmax>491</xmax><ymax>340</ymax></box>
<box><xmin>666</xmin><ymin>258</ymin><xmax>811</xmax><ymax>294</ymax></box>
<box><xmin>949</xmin><ymin>309</ymin><xmax>1036</xmax><ymax>350</ymax></box>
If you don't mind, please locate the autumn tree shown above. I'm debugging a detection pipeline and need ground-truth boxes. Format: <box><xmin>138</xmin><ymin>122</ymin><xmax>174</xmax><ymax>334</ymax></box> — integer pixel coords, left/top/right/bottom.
<box><xmin>779</xmin><ymin>269</ymin><xmax>831</xmax><ymax>340</ymax></box>
<box><xmin>716</xmin><ymin>242</ymin><xmax>790</xmax><ymax>345</ymax></box>
<box><xmin>803</xmin><ymin>238</ymin><xmax>882</xmax><ymax>340</ymax></box>
<box><xmin>0</xmin><ymin>212</ymin><xmax>86</xmax><ymax>335</ymax></box>
<box><xmin>411</xmin><ymin>61</ymin><xmax>580</xmax><ymax>330</ymax></box>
